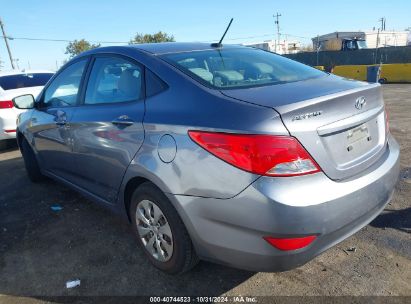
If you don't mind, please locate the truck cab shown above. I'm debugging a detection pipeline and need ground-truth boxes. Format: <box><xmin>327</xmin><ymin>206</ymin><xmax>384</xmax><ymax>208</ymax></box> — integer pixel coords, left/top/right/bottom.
<box><xmin>341</xmin><ymin>38</ymin><xmax>367</xmax><ymax>51</ymax></box>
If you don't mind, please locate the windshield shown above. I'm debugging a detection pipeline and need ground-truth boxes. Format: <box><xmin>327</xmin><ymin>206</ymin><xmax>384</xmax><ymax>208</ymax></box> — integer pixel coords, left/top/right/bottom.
<box><xmin>162</xmin><ymin>48</ymin><xmax>325</xmax><ymax>89</ymax></box>
<box><xmin>356</xmin><ymin>40</ymin><xmax>367</xmax><ymax>49</ymax></box>
<box><xmin>0</xmin><ymin>73</ymin><xmax>54</xmax><ymax>91</ymax></box>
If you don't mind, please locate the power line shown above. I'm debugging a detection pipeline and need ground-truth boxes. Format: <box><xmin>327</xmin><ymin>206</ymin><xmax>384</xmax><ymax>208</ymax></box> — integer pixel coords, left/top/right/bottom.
<box><xmin>1</xmin><ymin>32</ymin><xmax>312</xmax><ymax>45</ymax></box>
<box><xmin>219</xmin><ymin>34</ymin><xmax>273</xmax><ymax>41</ymax></box>
<box><xmin>282</xmin><ymin>33</ymin><xmax>311</xmax><ymax>40</ymax></box>
<box><xmin>201</xmin><ymin>33</ymin><xmax>311</xmax><ymax>43</ymax></box>
<box><xmin>0</xmin><ymin>35</ymin><xmax>129</xmax><ymax>44</ymax></box>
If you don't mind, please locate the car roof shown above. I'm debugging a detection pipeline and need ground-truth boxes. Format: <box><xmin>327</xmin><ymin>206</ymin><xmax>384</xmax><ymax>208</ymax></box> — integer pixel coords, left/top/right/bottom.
<box><xmin>85</xmin><ymin>42</ymin><xmax>246</xmax><ymax>56</ymax></box>
<box><xmin>129</xmin><ymin>42</ymin><xmax>244</xmax><ymax>55</ymax></box>
<box><xmin>0</xmin><ymin>69</ymin><xmax>54</xmax><ymax>77</ymax></box>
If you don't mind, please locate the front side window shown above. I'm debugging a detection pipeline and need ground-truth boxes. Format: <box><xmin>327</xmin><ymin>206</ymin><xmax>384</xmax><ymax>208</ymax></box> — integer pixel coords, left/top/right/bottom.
<box><xmin>85</xmin><ymin>57</ymin><xmax>143</xmax><ymax>105</ymax></box>
<box><xmin>43</xmin><ymin>60</ymin><xmax>87</xmax><ymax>107</ymax></box>
<box><xmin>162</xmin><ymin>48</ymin><xmax>326</xmax><ymax>89</ymax></box>
<box><xmin>0</xmin><ymin>73</ymin><xmax>54</xmax><ymax>91</ymax></box>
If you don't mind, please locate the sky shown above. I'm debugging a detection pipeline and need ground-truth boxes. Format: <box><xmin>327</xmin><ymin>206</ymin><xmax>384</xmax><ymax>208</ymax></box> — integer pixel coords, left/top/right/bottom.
<box><xmin>0</xmin><ymin>0</ymin><xmax>410</xmax><ymax>71</ymax></box>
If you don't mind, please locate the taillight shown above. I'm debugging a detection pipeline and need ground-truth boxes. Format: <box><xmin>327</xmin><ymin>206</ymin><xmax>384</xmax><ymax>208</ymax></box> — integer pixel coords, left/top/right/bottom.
<box><xmin>263</xmin><ymin>235</ymin><xmax>317</xmax><ymax>251</ymax></box>
<box><xmin>188</xmin><ymin>131</ymin><xmax>321</xmax><ymax>177</ymax></box>
<box><xmin>0</xmin><ymin>100</ymin><xmax>14</xmax><ymax>109</ymax></box>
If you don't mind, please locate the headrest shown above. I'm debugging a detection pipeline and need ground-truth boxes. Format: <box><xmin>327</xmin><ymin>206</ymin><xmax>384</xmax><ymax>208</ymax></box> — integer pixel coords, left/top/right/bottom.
<box><xmin>189</xmin><ymin>68</ymin><xmax>213</xmax><ymax>83</ymax></box>
<box><xmin>118</xmin><ymin>69</ymin><xmax>141</xmax><ymax>98</ymax></box>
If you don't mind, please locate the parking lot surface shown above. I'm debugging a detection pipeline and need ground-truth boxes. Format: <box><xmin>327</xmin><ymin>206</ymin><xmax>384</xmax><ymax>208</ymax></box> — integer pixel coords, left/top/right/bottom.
<box><xmin>0</xmin><ymin>84</ymin><xmax>410</xmax><ymax>300</ymax></box>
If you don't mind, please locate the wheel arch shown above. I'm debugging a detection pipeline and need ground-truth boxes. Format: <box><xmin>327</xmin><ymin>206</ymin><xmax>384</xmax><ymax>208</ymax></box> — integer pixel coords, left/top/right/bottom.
<box><xmin>122</xmin><ymin>171</ymin><xmax>180</xmax><ymax>220</ymax></box>
<box><xmin>121</xmin><ymin>173</ymin><xmax>195</xmax><ymax>242</ymax></box>
<box><xmin>123</xmin><ymin>176</ymin><xmax>151</xmax><ymax>222</ymax></box>
<box><xmin>16</xmin><ymin>130</ymin><xmax>24</xmax><ymax>148</ymax></box>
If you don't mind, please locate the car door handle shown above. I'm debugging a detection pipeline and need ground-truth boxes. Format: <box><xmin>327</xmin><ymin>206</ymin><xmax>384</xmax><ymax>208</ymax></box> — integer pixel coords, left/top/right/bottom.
<box><xmin>112</xmin><ymin>115</ymin><xmax>134</xmax><ymax>126</ymax></box>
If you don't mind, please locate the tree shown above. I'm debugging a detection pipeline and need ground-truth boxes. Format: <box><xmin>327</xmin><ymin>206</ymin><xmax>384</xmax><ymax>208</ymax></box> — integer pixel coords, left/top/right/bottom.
<box><xmin>65</xmin><ymin>39</ymin><xmax>100</xmax><ymax>58</ymax></box>
<box><xmin>129</xmin><ymin>31</ymin><xmax>174</xmax><ymax>44</ymax></box>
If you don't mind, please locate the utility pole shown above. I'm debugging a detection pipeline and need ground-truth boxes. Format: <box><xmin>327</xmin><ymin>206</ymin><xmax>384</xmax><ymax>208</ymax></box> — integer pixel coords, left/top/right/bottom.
<box><xmin>13</xmin><ymin>58</ymin><xmax>19</xmax><ymax>69</ymax></box>
<box><xmin>273</xmin><ymin>12</ymin><xmax>281</xmax><ymax>53</ymax></box>
<box><xmin>375</xmin><ymin>28</ymin><xmax>380</xmax><ymax>64</ymax></box>
<box><xmin>379</xmin><ymin>17</ymin><xmax>386</xmax><ymax>31</ymax></box>
<box><xmin>316</xmin><ymin>35</ymin><xmax>320</xmax><ymax>66</ymax></box>
<box><xmin>0</xmin><ymin>17</ymin><xmax>15</xmax><ymax>69</ymax></box>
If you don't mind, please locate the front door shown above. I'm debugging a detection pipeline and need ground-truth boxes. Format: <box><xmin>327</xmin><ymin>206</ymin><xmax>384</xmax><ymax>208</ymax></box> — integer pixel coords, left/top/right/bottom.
<box><xmin>69</xmin><ymin>56</ymin><xmax>145</xmax><ymax>203</ymax></box>
<box><xmin>30</xmin><ymin>59</ymin><xmax>89</xmax><ymax>181</ymax></box>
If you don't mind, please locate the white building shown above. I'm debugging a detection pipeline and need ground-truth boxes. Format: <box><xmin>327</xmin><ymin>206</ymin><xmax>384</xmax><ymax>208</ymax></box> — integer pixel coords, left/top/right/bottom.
<box><xmin>313</xmin><ymin>30</ymin><xmax>410</xmax><ymax>49</ymax></box>
<box><xmin>243</xmin><ymin>39</ymin><xmax>301</xmax><ymax>54</ymax></box>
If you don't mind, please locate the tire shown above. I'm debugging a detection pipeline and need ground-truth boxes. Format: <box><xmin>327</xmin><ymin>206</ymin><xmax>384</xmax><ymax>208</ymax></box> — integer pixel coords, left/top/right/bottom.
<box><xmin>0</xmin><ymin>140</ymin><xmax>9</xmax><ymax>151</ymax></box>
<box><xmin>21</xmin><ymin>138</ymin><xmax>44</xmax><ymax>182</ymax></box>
<box><xmin>378</xmin><ymin>78</ymin><xmax>387</xmax><ymax>84</ymax></box>
<box><xmin>129</xmin><ymin>182</ymin><xmax>199</xmax><ymax>274</ymax></box>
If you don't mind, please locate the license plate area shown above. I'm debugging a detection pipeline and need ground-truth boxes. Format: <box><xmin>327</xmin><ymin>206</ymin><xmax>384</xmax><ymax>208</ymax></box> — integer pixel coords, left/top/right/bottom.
<box><xmin>318</xmin><ymin>112</ymin><xmax>384</xmax><ymax>168</ymax></box>
<box><xmin>346</xmin><ymin>124</ymin><xmax>371</xmax><ymax>152</ymax></box>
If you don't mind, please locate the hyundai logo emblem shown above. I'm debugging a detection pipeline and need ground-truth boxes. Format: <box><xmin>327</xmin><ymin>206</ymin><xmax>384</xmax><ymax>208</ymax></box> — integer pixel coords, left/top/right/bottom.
<box><xmin>355</xmin><ymin>96</ymin><xmax>366</xmax><ymax>110</ymax></box>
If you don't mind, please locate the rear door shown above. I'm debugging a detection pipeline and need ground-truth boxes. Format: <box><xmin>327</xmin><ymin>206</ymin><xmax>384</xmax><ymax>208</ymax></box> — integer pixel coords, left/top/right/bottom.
<box><xmin>69</xmin><ymin>55</ymin><xmax>145</xmax><ymax>203</ymax></box>
<box><xmin>29</xmin><ymin>59</ymin><xmax>89</xmax><ymax>181</ymax></box>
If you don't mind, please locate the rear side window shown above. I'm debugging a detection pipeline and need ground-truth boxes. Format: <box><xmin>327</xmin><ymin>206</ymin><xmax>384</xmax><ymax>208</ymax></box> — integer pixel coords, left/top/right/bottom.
<box><xmin>162</xmin><ymin>48</ymin><xmax>326</xmax><ymax>89</ymax></box>
<box><xmin>0</xmin><ymin>73</ymin><xmax>53</xmax><ymax>90</ymax></box>
<box><xmin>85</xmin><ymin>57</ymin><xmax>143</xmax><ymax>105</ymax></box>
<box><xmin>145</xmin><ymin>69</ymin><xmax>168</xmax><ymax>97</ymax></box>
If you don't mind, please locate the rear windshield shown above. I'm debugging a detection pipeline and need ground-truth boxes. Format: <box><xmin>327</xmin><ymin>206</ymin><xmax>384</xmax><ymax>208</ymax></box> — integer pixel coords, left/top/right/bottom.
<box><xmin>162</xmin><ymin>48</ymin><xmax>325</xmax><ymax>89</ymax></box>
<box><xmin>0</xmin><ymin>73</ymin><xmax>54</xmax><ymax>90</ymax></box>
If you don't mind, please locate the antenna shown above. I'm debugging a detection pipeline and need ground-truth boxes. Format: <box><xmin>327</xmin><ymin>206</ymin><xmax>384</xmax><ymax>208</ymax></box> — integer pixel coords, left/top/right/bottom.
<box><xmin>211</xmin><ymin>18</ymin><xmax>234</xmax><ymax>48</ymax></box>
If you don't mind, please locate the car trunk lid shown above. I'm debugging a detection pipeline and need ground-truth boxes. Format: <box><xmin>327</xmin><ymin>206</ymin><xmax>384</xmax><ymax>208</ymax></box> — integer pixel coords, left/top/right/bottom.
<box><xmin>221</xmin><ymin>76</ymin><xmax>387</xmax><ymax>180</ymax></box>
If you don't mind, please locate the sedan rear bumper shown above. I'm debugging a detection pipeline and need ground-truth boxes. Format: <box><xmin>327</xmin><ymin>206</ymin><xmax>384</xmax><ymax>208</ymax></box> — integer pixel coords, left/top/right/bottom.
<box><xmin>169</xmin><ymin>135</ymin><xmax>400</xmax><ymax>272</ymax></box>
<box><xmin>0</xmin><ymin>130</ymin><xmax>16</xmax><ymax>140</ymax></box>
<box><xmin>0</xmin><ymin>108</ymin><xmax>18</xmax><ymax>140</ymax></box>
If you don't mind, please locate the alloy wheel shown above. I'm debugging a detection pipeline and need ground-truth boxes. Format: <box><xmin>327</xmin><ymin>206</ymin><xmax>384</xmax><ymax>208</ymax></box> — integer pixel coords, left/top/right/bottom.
<box><xmin>135</xmin><ymin>199</ymin><xmax>174</xmax><ymax>262</ymax></box>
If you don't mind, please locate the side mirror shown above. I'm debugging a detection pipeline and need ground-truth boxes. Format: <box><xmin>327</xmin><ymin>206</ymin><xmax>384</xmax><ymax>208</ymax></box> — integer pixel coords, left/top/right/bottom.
<box><xmin>12</xmin><ymin>94</ymin><xmax>35</xmax><ymax>109</ymax></box>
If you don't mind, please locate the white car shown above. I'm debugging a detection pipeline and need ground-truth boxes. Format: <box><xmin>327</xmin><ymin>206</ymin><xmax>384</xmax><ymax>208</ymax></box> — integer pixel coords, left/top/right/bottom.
<box><xmin>0</xmin><ymin>70</ymin><xmax>54</xmax><ymax>145</ymax></box>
